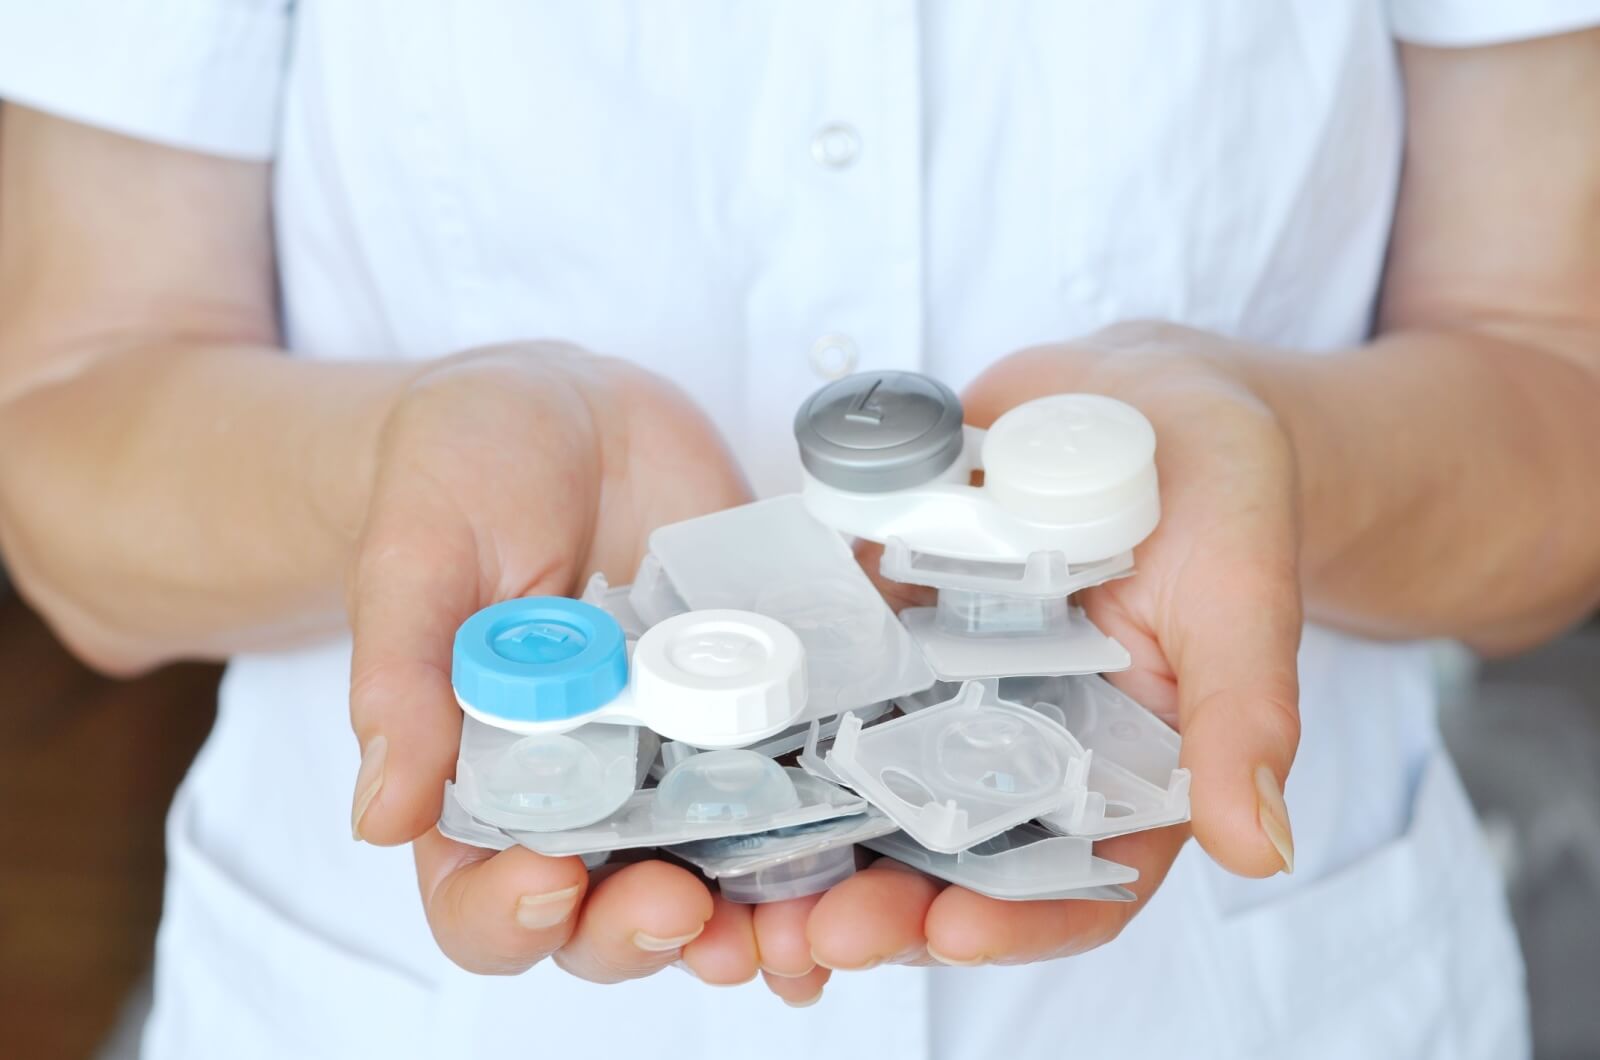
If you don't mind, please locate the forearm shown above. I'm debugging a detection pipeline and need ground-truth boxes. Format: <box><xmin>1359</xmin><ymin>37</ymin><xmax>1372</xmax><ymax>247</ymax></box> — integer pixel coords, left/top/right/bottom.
<box><xmin>1238</xmin><ymin>323</ymin><xmax>1600</xmax><ymax>652</ymax></box>
<box><xmin>0</xmin><ymin>340</ymin><xmax>410</xmax><ymax>671</ymax></box>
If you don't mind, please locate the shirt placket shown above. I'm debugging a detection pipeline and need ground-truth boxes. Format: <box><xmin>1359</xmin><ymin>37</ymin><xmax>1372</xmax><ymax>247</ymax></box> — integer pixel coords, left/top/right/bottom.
<box><xmin>740</xmin><ymin>0</ymin><xmax>927</xmax><ymax>499</ymax></box>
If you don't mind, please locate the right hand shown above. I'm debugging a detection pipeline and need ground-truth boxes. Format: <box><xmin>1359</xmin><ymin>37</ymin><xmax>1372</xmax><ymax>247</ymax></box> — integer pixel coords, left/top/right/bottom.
<box><xmin>345</xmin><ymin>342</ymin><xmax>764</xmax><ymax>984</ymax></box>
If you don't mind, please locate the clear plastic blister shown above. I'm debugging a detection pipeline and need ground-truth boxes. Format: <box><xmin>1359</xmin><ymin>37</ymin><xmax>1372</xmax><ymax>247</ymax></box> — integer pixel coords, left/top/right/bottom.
<box><xmin>742</xmin><ymin>699</ymin><xmax>894</xmax><ymax>758</ymax></box>
<box><xmin>453</xmin><ymin>713</ymin><xmax>640</xmax><ymax>831</ymax></box>
<box><xmin>878</xmin><ymin>537</ymin><xmax>1134</xmax><ymax>598</ymax></box>
<box><xmin>438</xmin><ymin>782</ymin><xmax>611</xmax><ymax>869</ymax></box>
<box><xmin>627</xmin><ymin>554</ymin><xmax>690</xmax><ymax>628</ymax></box>
<box><xmin>900</xmin><ymin>592</ymin><xmax>1131</xmax><ymax>681</ymax></box>
<box><xmin>511</xmin><ymin>750</ymin><xmax>867</xmax><ymax>857</ymax></box>
<box><xmin>823</xmin><ymin>682</ymin><xmax>1091</xmax><ymax>853</ymax></box>
<box><xmin>863</xmin><ymin>824</ymin><xmax>1137</xmax><ymax>902</ymax></box>
<box><xmin>999</xmin><ymin>675</ymin><xmax>1191</xmax><ymax>839</ymax></box>
<box><xmin>579</xmin><ymin>572</ymin><xmax>649</xmax><ymax>639</ymax></box>
<box><xmin>647</xmin><ymin>496</ymin><xmax>937</xmax><ymax>720</ymax></box>
<box><xmin>670</xmin><ymin>810</ymin><xmax>897</xmax><ymax>903</ymax></box>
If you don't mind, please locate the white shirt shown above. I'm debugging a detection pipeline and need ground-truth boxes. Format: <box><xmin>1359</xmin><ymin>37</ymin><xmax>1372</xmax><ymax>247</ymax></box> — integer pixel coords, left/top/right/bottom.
<box><xmin>7</xmin><ymin>2</ymin><xmax>1594</xmax><ymax>1057</ymax></box>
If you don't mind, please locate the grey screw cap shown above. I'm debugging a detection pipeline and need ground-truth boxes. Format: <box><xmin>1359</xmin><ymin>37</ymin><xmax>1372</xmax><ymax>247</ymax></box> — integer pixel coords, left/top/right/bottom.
<box><xmin>794</xmin><ymin>371</ymin><xmax>965</xmax><ymax>493</ymax></box>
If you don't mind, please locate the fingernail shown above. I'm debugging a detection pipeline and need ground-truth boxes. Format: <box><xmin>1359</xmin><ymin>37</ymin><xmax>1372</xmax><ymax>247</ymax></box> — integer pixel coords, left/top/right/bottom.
<box><xmin>515</xmin><ymin>885</ymin><xmax>582</xmax><ymax>930</ymax></box>
<box><xmin>926</xmin><ymin>944</ymin><xmax>987</xmax><ymax>967</ymax></box>
<box><xmin>350</xmin><ymin>734</ymin><xmax>387</xmax><ymax>841</ymax></box>
<box><xmin>633</xmin><ymin>925</ymin><xmax>705</xmax><ymax>953</ymax></box>
<box><xmin>1255</xmin><ymin>764</ymin><xmax>1296</xmax><ymax>875</ymax></box>
<box><xmin>764</xmin><ymin>964</ymin><xmax>818</xmax><ymax>979</ymax></box>
<box><xmin>811</xmin><ymin>949</ymin><xmax>878</xmax><ymax>972</ymax></box>
<box><xmin>784</xmin><ymin>987</ymin><xmax>825</xmax><ymax>1009</ymax></box>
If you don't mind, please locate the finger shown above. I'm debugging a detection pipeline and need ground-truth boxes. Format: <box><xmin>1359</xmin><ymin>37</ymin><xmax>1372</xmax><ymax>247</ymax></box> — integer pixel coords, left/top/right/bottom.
<box><xmin>1166</xmin><ymin>551</ymin><xmax>1302</xmax><ymax>879</ymax></box>
<box><xmin>762</xmin><ymin>966</ymin><xmax>831</xmax><ymax>1008</ymax></box>
<box><xmin>552</xmin><ymin>859</ymin><xmax>716</xmax><ymax>984</ymax></box>
<box><xmin>347</xmin><ymin>495</ymin><xmax>484</xmax><ymax>845</ymax></box>
<box><xmin>922</xmin><ymin>826</ymin><xmax>1186</xmax><ymax>966</ymax></box>
<box><xmin>414</xmin><ymin>828</ymin><xmax>589</xmax><ymax>975</ymax></box>
<box><xmin>807</xmin><ymin>860</ymin><xmax>942</xmax><ymax>970</ymax></box>
<box><xmin>752</xmin><ymin>893</ymin><xmax>826</xmax><ymax>978</ymax></box>
<box><xmin>680</xmin><ymin>893</ymin><xmax>760</xmax><ymax>986</ymax></box>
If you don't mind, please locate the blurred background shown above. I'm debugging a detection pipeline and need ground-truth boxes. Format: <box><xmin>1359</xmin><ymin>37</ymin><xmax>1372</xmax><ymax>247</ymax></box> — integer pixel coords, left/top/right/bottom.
<box><xmin>1</xmin><ymin>569</ymin><xmax>1597</xmax><ymax>1060</ymax></box>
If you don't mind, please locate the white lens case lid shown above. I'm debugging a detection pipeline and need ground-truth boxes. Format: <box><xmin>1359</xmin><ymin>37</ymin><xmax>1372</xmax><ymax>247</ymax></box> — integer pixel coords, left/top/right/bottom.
<box><xmin>1000</xmin><ymin>675</ymin><xmax>1192</xmax><ymax>839</ymax></box>
<box><xmin>647</xmin><ymin>496</ymin><xmax>937</xmax><ymax>721</ymax></box>
<box><xmin>629</xmin><ymin>609</ymin><xmax>808</xmax><ymax>747</ymax></box>
<box><xmin>512</xmin><ymin>751</ymin><xmax>867</xmax><ymax>857</ymax></box>
<box><xmin>863</xmin><ymin>825</ymin><xmax>1137</xmax><ymax>902</ymax></box>
<box><xmin>824</xmin><ymin>681</ymin><xmax>1091</xmax><ymax>853</ymax></box>
<box><xmin>453</xmin><ymin>713</ymin><xmax>640</xmax><ymax>832</ymax></box>
<box><xmin>879</xmin><ymin>538</ymin><xmax>1134</xmax><ymax>599</ymax></box>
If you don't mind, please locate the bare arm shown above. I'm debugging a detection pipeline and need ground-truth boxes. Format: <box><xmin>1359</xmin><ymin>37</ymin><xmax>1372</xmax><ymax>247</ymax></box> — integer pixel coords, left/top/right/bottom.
<box><xmin>1246</xmin><ymin>31</ymin><xmax>1600</xmax><ymax>652</ymax></box>
<box><xmin>0</xmin><ymin>107</ymin><xmax>405</xmax><ymax>671</ymax></box>
<box><xmin>0</xmin><ymin>105</ymin><xmax>771</xmax><ymax>989</ymax></box>
<box><xmin>807</xmin><ymin>28</ymin><xmax>1600</xmax><ymax>972</ymax></box>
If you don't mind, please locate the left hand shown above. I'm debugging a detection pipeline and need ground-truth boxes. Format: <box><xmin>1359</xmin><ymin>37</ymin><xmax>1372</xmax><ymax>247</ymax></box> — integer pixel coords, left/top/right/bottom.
<box><xmin>749</xmin><ymin>323</ymin><xmax>1305</xmax><ymax>994</ymax></box>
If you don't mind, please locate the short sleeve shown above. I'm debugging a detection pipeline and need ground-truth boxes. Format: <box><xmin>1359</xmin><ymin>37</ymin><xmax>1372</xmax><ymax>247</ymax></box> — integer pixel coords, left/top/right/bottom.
<box><xmin>0</xmin><ymin>0</ymin><xmax>291</xmax><ymax>160</ymax></box>
<box><xmin>1390</xmin><ymin>0</ymin><xmax>1600</xmax><ymax>46</ymax></box>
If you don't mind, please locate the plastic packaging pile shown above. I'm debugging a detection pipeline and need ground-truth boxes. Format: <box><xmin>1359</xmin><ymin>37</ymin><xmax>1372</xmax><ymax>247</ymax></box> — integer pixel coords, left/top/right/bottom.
<box><xmin>439</xmin><ymin>372</ymin><xmax>1191</xmax><ymax>906</ymax></box>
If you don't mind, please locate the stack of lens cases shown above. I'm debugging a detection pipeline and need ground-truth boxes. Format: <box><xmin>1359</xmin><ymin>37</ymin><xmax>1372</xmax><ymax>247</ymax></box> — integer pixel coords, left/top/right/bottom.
<box><xmin>442</xmin><ymin>372</ymin><xmax>1190</xmax><ymax>905</ymax></box>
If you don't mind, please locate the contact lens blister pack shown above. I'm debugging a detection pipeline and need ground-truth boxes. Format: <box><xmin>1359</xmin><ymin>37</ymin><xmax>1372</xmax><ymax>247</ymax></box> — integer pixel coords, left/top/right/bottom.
<box><xmin>819</xmin><ymin>681</ymin><xmax>1091</xmax><ymax>853</ymax></box>
<box><xmin>512</xmin><ymin>751</ymin><xmax>866</xmax><ymax>857</ymax></box>
<box><xmin>862</xmin><ymin>825</ymin><xmax>1138</xmax><ymax>902</ymax></box>
<box><xmin>439</xmin><ymin>370</ymin><xmax>1189</xmax><ymax>908</ymax></box>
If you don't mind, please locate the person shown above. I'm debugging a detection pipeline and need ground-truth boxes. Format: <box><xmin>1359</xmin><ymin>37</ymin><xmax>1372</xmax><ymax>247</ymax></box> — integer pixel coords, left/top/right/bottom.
<box><xmin>1</xmin><ymin>3</ymin><xmax>1597</xmax><ymax>1057</ymax></box>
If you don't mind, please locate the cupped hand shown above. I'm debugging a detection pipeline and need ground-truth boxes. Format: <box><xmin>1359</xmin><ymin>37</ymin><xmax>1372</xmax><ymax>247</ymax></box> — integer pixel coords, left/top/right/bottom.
<box><xmin>345</xmin><ymin>342</ymin><xmax>766</xmax><ymax>984</ymax></box>
<box><xmin>767</xmin><ymin>323</ymin><xmax>1304</xmax><ymax>975</ymax></box>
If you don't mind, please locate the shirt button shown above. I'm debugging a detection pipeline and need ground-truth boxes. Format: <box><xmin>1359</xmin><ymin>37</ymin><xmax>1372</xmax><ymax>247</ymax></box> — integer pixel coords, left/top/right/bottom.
<box><xmin>809</xmin><ymin>334</ymin><xmax>859</xmax><ymax>379</ymax></box>
<box><xmin>810</xmin><ymin>123</ymin><xmax>861</xmax><ymax>169</ymax></box>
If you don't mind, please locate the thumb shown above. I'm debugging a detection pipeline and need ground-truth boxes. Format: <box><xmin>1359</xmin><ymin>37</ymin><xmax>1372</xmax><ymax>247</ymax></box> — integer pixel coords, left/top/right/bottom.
<box><xmin>347</xmin><ymin>502</ymin><xmax>483</xmax><ymax>846</ymax></box>
<box><xmin>1168</xmin><ymin>558</ymin><xmax>1303</xmax><ymax>878</ymax></box>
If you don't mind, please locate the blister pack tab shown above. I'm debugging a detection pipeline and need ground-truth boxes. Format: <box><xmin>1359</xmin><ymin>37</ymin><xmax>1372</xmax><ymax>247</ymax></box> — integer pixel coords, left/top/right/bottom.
<box><xmin>863</xmin><ymin>824</ymin><xmax>1137</xmax><ymax>902</ymax></box>
<box><xmin>454</xmin><ymin>713</ymin><xmax>640</xmax><ymax>832</ymax></box>
<box><xmin>878</xmin><ymin>537</ymin><xmax>1134</xmax><ymax>599</ymax></box>
<box><xmin>437</xmin><ymin>782</ymin><xmax>612</xmax><ymax>869</ymax></box>
<box><xmin>647</xmin><ymin>496</ymin><xmax>936</xmax><ymax>721</ymax></box>
<box><xmin>671</xmin><ymin>810</ymin><xmax>896</xmax><ymax>903</ymax></box>
<box><xmin>999</xmin><ymin>675</ymin><xmax>1192</xmax><ymax>839</ymax></box>
<box><xmin>823</xmin><ymin>681</ymin><xmax>1091</xmax><ymax>853</ymax></box>
<box><xmin>511</xmin><ymin>750</ymin><xmax>866</xmax><ymax>857</ymax></box>
<box><xmin>900</xmin><ymin>590</ymin><xmax>1131</xmax><ymax>680</ymax></box>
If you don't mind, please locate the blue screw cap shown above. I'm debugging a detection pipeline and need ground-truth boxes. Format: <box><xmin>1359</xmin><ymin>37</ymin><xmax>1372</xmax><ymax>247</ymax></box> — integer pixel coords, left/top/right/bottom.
<box><xmin>452</xmin><ymin>597</ymin><xmax>628</xmax><ymax>724</ymax></box>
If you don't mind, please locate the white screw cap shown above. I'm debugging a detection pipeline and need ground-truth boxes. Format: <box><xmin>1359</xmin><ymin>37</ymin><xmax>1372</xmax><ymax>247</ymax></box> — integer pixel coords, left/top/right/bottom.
<box><xmin>981</xmin><ymin>394</ymin><xmax>1158</xmax><ymax>528</ymax></box>
<box><xmin>631</xmin><ymin>610</ymin><xmax>807</xmax><ymax>746</ymax></box>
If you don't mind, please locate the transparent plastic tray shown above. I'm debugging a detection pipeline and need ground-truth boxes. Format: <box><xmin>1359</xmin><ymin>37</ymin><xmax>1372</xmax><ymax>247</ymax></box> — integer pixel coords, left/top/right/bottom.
<box><xmin>670</xmin><ymin>807</ymin><xmax>896</xmax><ymax>879</ymax></box>
<box><xmin>998</xmin><ymin>675</ymin><xmax>1191</xmax><ymax>839</ymax></box>
<box><xmin>863</xmin><ymin>824</ymin><xmax>1137</xmax><ymax>902</ymax></box>
<box><xmin>879</xmin><ymin>537</ymin><xmax>1134</xmax><ymax>598</ymax></box>
<box><xmin>454</xmin><ymin>713</ymin><xmax>640</xmax><ymax>832</ymax></box>
<box><xmin>742</xmin><ymin>699</ymin><xmax>894</xmax><ymax>758</ymax></box>
<box><xmin>647</xmin><ymin>497</ymin><xmax>937</xmax><ymax>722</ymax></box>
<box><xmin>511</xmin><ymin>751</ymin><xmax>866</xmax><ymax>857</ymax></box>
<box><xmin>670</xmin><ymin>810</ymin><xmax>896</xmax><ymax>903</ymax></box>
<box><xmin>823</xmin><ymin>682</ymin><xmax>1090</xmax><ymax>853</ymax></box>
<box><xmin>437</xmin><ymin>782</ymin><xmax>611</xmax><ymax>869</ymax></box>
<box><xmin>901</xmin><ymin>594</ymin><xmax>1130</xmax><ymax>681</ymax></box>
